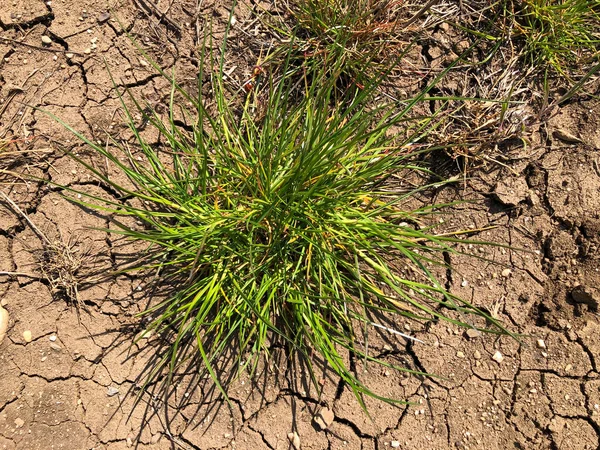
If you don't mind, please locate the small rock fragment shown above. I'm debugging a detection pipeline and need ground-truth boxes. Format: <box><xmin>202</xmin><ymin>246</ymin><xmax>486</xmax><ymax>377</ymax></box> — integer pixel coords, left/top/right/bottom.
<box><xmin>83</xmin><ymin>48</ymin><xmax>91</xmax><ymax>55</ymax></box>
<box><xmin>565</xmin><ymin>364</ymin><xmax>572</xmax><ymax>372</ymax></box>
<box><xmin>466</xmin><ymin>328</ymin><xmax>480</xmax><ymax>340</ymax></box>
<box><xmin>391</xmin><ymin>441</ymin><xmax>401</xmax><ymax>448</ymax></box>
<box><xmin>98</xmin><ymin>11</ymin><xmax>111</xmax><ymax>23</ymax></box>
<box><xmin>287</xmin><ymin>432</ymin><xmax>300</xmax><ymax>450</ymax></box>
<box><xmin>571</xmin><ymin>285</ymin><xmax>599</xmax><ymax>311</ymax></box>
<box><xmin>50</xmin><ymin>343</ymin><xmax>62</xmax><ymax>352</ymax></box>
<box><xmin>14</xmin><ymin>418</ymin><xmax>25</xmax><ymax>428</ymax></box>
<box><xmin>473</xmin><ymin>350</ymin><xmax>481</xmax><ymax>360</ymax></box>
<box><xmin>107</xmin><ymin>386</ymin><xmax>119</xmax><ymax>397</ymax></box>
<box><xmin>456</xmin><ymin>351</ymin><xmax>465</xmax><ymax>358</ymax></box>
<box><xmin>65</xmin><ymin>52</ymin><xmax>74</xmax><ymax>59</ymax></box>
<box><xmin>41</xmin><ymin>35</ymin><xmax>52</xmax><ymax>45</ymax></box>
<box><xmin>229</xmin><ymin>15</ymin><xmax>237</xmax><ymax>26</ymax></box>
<box><xmin>536</xmin><ymin>339</ymin><xmax>546</xmax><ymax>349</ymax></box>
<box><xmin>23</xmin><ymin>330</ymin><xmax>32</xmax><ymax>343</ymax></box>
<box><xmin>313</xmin><ymin>407</ymin><xmax>334</xmax><ymax>431</ymax></box>
<box><xmin>492</xmin><ymin>351</ymin><xmax>504</xmax><ymax>363</ymax></box>
<box><xmin>49</xmin><ymin>335</ymin><xmax>57</xmax><ymax>342</ymax></box>
<box><xmin>501</xmin><ymin>268</ymin><xmax>512</xmax><ymax>278</ymax></box>
<box><xmin>0</xmin><ymin>306</ymin><xmax>9</xmax><ymax>345</ymax></box>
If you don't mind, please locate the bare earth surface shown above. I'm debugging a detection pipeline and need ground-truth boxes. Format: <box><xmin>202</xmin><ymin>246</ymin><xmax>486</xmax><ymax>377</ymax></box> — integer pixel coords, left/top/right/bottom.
<box><xmin>1</xmin><ymin>1</ymin><xmax>600</xmax><ymax>449</ymax></box>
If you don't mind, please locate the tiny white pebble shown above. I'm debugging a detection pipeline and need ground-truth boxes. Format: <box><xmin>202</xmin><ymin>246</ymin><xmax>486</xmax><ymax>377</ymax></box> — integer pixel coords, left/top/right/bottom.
<box><xmin>492</xmin><ymin>351</ymin><xmax>504</xmax><ymax>363</ymax></box>
<box><xmin>536</xmin><ymin>339</ymin><xmax>546</xmax><ymax>349</ymax></box>
<box><xmin>49</xmin><ymin>335</ymin><xmax>57</xmax><ymax>342</ymax></box>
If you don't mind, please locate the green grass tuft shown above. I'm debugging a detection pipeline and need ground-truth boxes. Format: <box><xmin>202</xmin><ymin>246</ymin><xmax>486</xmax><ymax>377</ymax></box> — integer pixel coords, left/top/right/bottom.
<box><xmin>504</xmin><ymin>0</ymin><xmax>600</xmax><ymax>77</ymax></box>
<box><xmin>50</xmin><ymin>40</ymin><xmax>507</xmax><ymax>409</ymax></box>
<box><xmin>262</xmin><ymin>0</ymin><xmax>409</xmax><ymax>86</ymax></box>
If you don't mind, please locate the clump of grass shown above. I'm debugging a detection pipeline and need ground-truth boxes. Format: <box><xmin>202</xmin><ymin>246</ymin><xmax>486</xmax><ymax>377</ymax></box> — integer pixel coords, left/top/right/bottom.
<box><xmin>51</xmin><ymin>42</ymin><xmax>505</xmax><ymax>407</ymax></box>
<box><xmin>262</xmin><ymin>0</ymin><xmax>413</xmax><ymax>86</ymax></box>
<box><xmin>501</xmin><ymin>0</ymin><xmax>600</xmax><ymax>77</ymax></box>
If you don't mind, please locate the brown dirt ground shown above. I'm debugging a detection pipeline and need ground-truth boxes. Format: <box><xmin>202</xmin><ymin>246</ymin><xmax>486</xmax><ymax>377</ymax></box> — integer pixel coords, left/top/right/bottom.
<box><xmin>1</xmin><ymin>1</ymin><xmax>600</xmax><ymax>449</ymax></box>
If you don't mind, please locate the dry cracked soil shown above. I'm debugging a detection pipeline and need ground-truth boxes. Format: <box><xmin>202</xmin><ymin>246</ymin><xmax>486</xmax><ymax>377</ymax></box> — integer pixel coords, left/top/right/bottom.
<box><xmin>1</xmin><ymin>1</ymin><xmax>600</xmax><ymax>449</ymax></box>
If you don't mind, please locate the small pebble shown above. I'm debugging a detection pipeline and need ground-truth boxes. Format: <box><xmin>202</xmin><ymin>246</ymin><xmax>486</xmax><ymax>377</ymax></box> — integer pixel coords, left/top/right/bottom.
<box><xmin>107</xmin><ymin>386</ymin><xmax>119</xmax><ymax>397</ymax></box>
<box><xmin>0</xmin><ymin>306</ymin><xmax>9</xmax><ymax>346</ymax></box>
<box><xmin>97</xmin><ymin>11</ymin><xmax>111</xmax><ymax>23</ymax></box>
<box><xmin>492</xmin><ymin>351</ymin><xmax>504</xmax><ymax>363</ymax></box>
<box><xmin>473</xmin><ymin>350</ymin><xmax>482</xmax><ymax>360</ymax></box>
<box><xmin>50</xmin><ymin>343</ymin><xmax>62</xmax><ymax>352</ymax></box>
<box><xmin>565</xmin><ymin>364</ymin><xmax>572</xmax><ymax>372</ymax></box>
<box><xmin>501</xmin><ymin>268</ymin><xmax>512</xmax><ymax>278</ymax></box>
<box><xmin>391</xmin><ymin>441</ymin><xmax>401</xmax><ymax>448</ymax></box>
<box><xmin>456</xmin><ymin>351</ymin><xmax>465</xmax><ymax>358</ymax></box>
<box><xmin>313</xmin><ymin>407</ymin><xmax>334</xmax><ymax>431</ymax></box>
<box><xmin>23</xmin><ymin>330</ymin><xmax>32</xmax><ymax>342</ymax></box>
<box><xmin>49</xmin><ymin>335</ymin><xmax>57</xmax><ymax>342</ymax></box>
<box><xmin>41</xmin><ymin>35</ymin><xmax>52</xmax><ymax>45</ymax></box>
<box><xmin>83</xmin><ymin>48</ymin><xmax>91</xmax><ymax>55</ymax></box>
<box><xmin>536</xmin><ymin>339</ymin><xmax>546</xmax><ymax>349</ymax></box>
<box><xmin>66</xmin><ymin>52</ymin><xmax>74</xmax><ymax>59</ymax></box>
<box><xmin>287</xmin><ymin>432</ymin><xmax>300</xmax><ymax>450</ymax></box>
<box><xmin>466</xmin><ymin>328</ymin><xmax>480</xmax><ymax>339</ymax></box>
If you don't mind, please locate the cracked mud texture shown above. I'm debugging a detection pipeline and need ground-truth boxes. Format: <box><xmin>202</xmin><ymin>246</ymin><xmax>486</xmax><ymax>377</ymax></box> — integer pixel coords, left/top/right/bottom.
<box><xmin>1</xmin><ymin>1</ymin><xmax>600</xmax><ymax>449</ymax></box>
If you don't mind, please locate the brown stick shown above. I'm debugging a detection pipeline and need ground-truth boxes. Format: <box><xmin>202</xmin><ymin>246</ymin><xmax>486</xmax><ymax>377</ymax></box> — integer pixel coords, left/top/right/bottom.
<box><xmin>0</xmin><ymin>36</ymin><xmax>88</xmax><ymax>56</ymax></box>
<box><xmin>401</xmin><ymin>0</ymin><xmax>440</xmax><ymax>29</ymax></box>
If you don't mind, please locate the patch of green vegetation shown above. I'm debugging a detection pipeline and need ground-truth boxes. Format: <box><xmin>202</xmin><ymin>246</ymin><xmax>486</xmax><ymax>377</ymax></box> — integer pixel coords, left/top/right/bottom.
<box><xmin>263</xmin><ymin>0</ymin><xmax>410</xmax><ymax>86</ymax></box>
<box><xmin>505</xmin><ymin>0</ymin><xmax>600</xmax><ymax>77</ymax></box>
<box><xmin>49</xmin><ymin>36</ymin><xmax>507</xmax><ymax>408</ymax></box>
